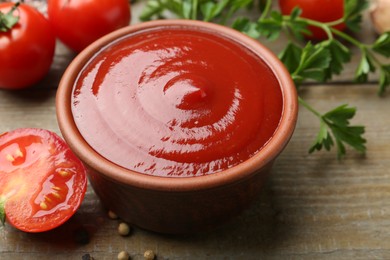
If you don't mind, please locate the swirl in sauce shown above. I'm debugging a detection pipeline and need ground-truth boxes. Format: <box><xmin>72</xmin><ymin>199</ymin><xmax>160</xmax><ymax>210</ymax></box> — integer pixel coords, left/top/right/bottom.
<box><xmin>72</xmin><ymin>28</ymin><xmax>283</xmax><ymax>177</ymax></box>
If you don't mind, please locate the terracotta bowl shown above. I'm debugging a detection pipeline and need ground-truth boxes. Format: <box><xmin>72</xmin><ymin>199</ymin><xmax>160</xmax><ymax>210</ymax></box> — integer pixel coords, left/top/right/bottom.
<box><xmin>56</xmin><ymin>20</ymin><xmax>298</xmax><ymax>234</ymax></box>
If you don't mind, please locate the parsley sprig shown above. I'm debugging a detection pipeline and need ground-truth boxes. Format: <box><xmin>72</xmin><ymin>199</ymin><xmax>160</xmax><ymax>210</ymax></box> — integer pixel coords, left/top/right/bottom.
<box><xmin>140</xmin><ymin>0</ymin><xmax>253</xmax><ymax>22</ymax></box>
<box><xmin>235</xmin><ymin>0</ymin><xmax>390</xmax><ymax>95</ymax></box>
<box><xmin>139</xmin><ymin>0</ymin><xmax>390</xmax><ymax>158</ymax></box>
<box><xmin>299</xmin><ymin>97</ymin><xmax>366</xmax><ymax>158</ymax></box>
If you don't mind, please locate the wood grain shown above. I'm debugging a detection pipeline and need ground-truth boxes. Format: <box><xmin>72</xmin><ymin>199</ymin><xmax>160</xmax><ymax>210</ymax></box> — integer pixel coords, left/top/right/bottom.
<box><xmin>1</xmin><ymin>2</ymin><xmax>390</xmax><ymax>260</ymax></box>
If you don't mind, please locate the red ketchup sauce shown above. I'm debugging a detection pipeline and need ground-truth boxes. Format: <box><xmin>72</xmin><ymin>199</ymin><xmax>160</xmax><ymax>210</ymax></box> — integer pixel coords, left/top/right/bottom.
<box><xmin>72</xmin><ymin>27</ymin><xmax>283</xmax><ymax>177</ymax></box>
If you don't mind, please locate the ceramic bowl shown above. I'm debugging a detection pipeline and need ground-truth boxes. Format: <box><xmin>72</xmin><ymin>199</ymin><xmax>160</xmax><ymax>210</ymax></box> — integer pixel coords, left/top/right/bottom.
<box><xmin>56</xmin><ymin>20</ymin><xmax>298</xmax><ymax>234</ymax></box>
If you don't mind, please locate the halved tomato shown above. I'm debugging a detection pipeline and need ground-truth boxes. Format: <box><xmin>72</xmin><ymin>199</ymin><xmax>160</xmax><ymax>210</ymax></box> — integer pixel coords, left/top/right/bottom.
<box><xmin>0</xmin><ymin>128</ymin><xmax>87</xmax><ymax>232</ymax></box>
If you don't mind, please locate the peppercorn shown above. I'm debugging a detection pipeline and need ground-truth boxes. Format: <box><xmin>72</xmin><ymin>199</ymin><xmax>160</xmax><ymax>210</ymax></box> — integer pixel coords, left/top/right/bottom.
<box><xmin>117</xmin><ymin>250</ymin><xmax>130</xmax><ymax>260</ymax></box>
<box><xmin>144</xmin><ymin>250</ymin><xmax>155</xmax><ymax>260</ymax></box>
<box><xmin>108</xmin><ymin>210</ymin><xmax>118</xmax><ymax>220</ymax></box>
<box><xmin>118</xmin><ymin>222</ymin><xmax>131</xmax><ymax>236</ymax></box>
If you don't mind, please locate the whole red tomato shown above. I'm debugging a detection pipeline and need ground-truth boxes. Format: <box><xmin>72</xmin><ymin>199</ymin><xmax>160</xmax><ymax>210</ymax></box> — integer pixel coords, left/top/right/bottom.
<box><xmin>0</xmin><ymin>128</ymin><xmax>87</xmax><ymax>232</ymax></box>
<box><xmin>0</xmin><ymin>3</ymin><xmax>56</xmax><ymax>89</ymax></box>
<box><xmin>278</xmin><ymin>0</ymin><xmax>346</xmax><ymax>40</ymax></box>
<box><xmin>47</xmin><ymin>0</ymin><xmax>131</xmax><ymax>53</ymax></box>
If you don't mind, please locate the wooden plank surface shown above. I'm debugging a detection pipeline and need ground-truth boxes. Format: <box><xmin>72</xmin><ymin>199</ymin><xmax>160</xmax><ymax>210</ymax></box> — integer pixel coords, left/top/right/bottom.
<box><xmin>1</xmin><ymin>2</ymin><xmax>390</xmax><ymax>260</ymax></box>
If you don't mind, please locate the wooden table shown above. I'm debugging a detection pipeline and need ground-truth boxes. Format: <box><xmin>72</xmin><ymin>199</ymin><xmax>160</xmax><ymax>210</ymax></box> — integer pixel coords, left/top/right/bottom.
<box><xmin>1</xmin><ymin>2</ymin><xmax>390</xmax><ymax>260</ymax></box>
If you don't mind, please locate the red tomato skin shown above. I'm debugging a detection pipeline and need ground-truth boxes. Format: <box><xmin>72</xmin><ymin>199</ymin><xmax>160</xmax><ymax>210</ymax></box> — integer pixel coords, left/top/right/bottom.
<box><xmin>0</xmin><ymin>128</ymin><xmax>87</xmax><ymax>233</ymax></box>
<box><xmin>278</xmin><ymin>0</ymin><xmax>346</xmax><ymax>40</ymax></box>
<box><xmin>0</xmin><ymin>3</ymin><xmax>56</xmax><ymax>89</ymax></box>
<box><xmin>47</xmin><ymin>0</ymin><xmax>131</xmax><ymax>53</ymax></box>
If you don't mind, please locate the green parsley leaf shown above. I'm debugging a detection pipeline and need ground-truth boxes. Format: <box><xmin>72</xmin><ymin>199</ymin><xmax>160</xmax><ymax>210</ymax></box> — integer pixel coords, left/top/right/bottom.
<box><xmin>0</xmin><ymin>198</ymin><xmax>5</xmax><ymax>226</ymax></box>
<box><xmin>309</xmin><ymin>104</ymin><xmax>366</xmax><ymax>158</ymax></box>
<box><xmin>309</xmin><ymin>120</ymin><xmax>334</xmax><ymax>153</ymax></box>
<box><xmin>229</xmin><ymin>0</ymin><xmax>253</xmax><ymax>13</ymax></box>
<box><xmin>278</xmin><ymin>42</ymin><xmax>302</xmax><ymax>74</ymax></box>
<box><xmin>372</xmin><ymin>32</ymin><xmax>390</xmax><ymax>58</ymax></box>
<box><xmin>283</xmin><ymin>7</ymin><xmax>311</xmax><ymax>41</ymax></box>
<box><xmin>141</xmin><ymin>0</ymin><xmax>254</xmax><ymax>23</ymax></box>
<box><xmin>256</xmin><ymin>11</ymin><xmax>283</xmax><ymax>41</ymax></box>
<box><xmin>324</xmin><ymin>104</ymin><xmax>356</xmax><ymax>127</ymax></box>
<box><xmin>379</xmin><ymin>65</ymin><xmax>390</xmax><ymax>95</ymax></box>
<box><xmin>181</xmin><ymin>0</ymin><xmax>192</xmax><ymax>19</ymax></box>
<box><xmin>232</xmin><ymin>17</ymin><xmax>260</xmax><ymax>38</ymax></box>
<box><xmin>320</xmin><ymin>39</ymin><xmax>351</xmax><ymax>80</ymax></box>
<box><xmin>355</xmin><ymin>50</ymin><xmax>376</xmax><ymax>83</ymax></box>
<box><xmin>344</xmin><ymin>0</ymin><xmax>369</xmax><ymax>32</ymax></box>
<box><xmin>289</xmin><ymin>6</ymin><xmax>301</xmax><ymax>20</ymax></box>
<box><xmin>200</xmin><ymin>0</ymin><xmax>229</xmax><ymax>22</ymax></box>
<box><xmin>291</xmin><ymin>42</ymin><xmax>331</xmax><ymax>86</ymax></box>
<box><xmin>201</xmin><ymin>0</ymin><xmax>253</xmax><ymax>23</ymax></box>
<box><xmin>139</xmin><ymin>0</ymin><xmax>169</xmax><ymax>21</ymax></box>
<box><xmin>139</xmin><ymin>0</ymin><xmax>193</xmax><ymax>21</ymax></box>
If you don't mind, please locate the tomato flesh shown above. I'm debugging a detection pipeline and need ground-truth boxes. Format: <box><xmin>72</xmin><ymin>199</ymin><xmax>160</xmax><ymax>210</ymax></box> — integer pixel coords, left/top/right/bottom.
<box><xmin>278</xmin><ymin>0</ymin><xmax>346</xmax><ymax>40</ymax></box>
<box><xmin>0</xmin><ymin>128</ymin><xmax>87</xmax><ymax>232</ymax></box>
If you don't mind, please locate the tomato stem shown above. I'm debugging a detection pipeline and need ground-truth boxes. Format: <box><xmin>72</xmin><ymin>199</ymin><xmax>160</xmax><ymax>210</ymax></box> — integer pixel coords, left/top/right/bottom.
<box><xmin>0</xmin><ymin>197</ymin><xmax>5</xmax><ymax>225</ymax></box>
<box><xmin>191</xmin><ymin>0</ymin><xmax>198</xmax><ymax>20</ymax></box>
<box><xmin>259</xmin><ymin>0</ymin><xmax>272</xmax><ymax>21</ymax></box>
<box><xmin>298</xmin><ymin>96</ymin><xmax>322</xmax><ymax>118</ymax></box>
<box><xmin>0</xmin><ymin>2</ymin><xmax>21</xmax><ymax>33</ymax></box>
<box><xmin>330</xmin><ymin>27</ymin><xmax>365</xmax><ymax>48</ymax></box>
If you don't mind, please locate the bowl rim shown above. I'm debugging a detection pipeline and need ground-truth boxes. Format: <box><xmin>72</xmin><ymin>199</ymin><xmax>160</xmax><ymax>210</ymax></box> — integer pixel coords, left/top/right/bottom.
<box><xmin>56</xmin><ymin>19</ymin><xmax>298</xmax><ymax>192</ymax></box>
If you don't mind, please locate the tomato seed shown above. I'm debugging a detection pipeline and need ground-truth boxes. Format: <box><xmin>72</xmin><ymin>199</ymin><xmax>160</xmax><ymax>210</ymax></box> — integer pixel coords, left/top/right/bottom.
<box><xmin>15</xmin><ymin>149</ymin><xmax>23</xmax><ymax>158</ymax></box>
<box><xmin>40</xmin><ymin>202</ymin><xmax>48</xmax><ymax>210</ymax></box>
<box><xmin>51</xmin><ymin>191</ymin><xmax>61</xmax><ymax>199</ymax></box>
<box><xmin>44</xmin><ymin>195</ymin><xmax>52</xmax><ymax>202</ymax></box>
<box><xmin>6</xmin><ymin>154</ymin><xmax>15</xmax><ymax>162</ymax></box>
<box><xmin>58</xmin><ymin>170</ymin><xmax>70</xmax><ymax>177</ymax></box>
